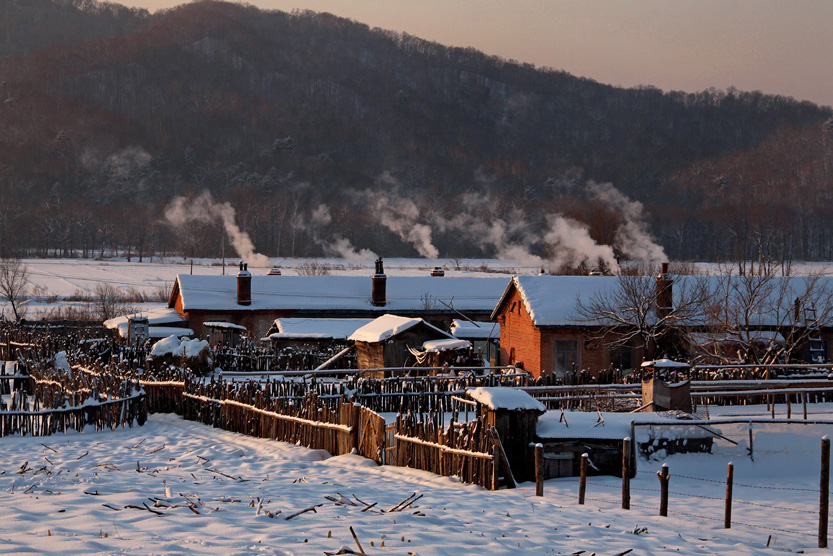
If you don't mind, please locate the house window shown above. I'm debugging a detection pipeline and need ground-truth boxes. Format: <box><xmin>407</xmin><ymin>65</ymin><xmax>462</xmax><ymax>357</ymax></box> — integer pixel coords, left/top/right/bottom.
<box><xmin>554</xmin><ymin>340</ymin><xmax>578</xmax><ymax>372</ymax></box>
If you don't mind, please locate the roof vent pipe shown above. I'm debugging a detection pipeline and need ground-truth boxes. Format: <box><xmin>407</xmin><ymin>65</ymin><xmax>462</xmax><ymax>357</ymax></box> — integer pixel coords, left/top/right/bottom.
<box><xmin>237</xmin><ymin>261</ymin><xmax>252</xmax><ymax>306</ymax></box>
<box><xmin>372</xmin><ymin>257</ymin><xmax>386</xmax><ymax>307</ymax></box>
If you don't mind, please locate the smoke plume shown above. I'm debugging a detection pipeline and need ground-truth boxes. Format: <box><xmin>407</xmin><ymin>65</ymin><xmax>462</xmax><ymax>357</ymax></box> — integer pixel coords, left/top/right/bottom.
<box><xmin>587</xmin><ymin>181</ymin><xmax>667</xmax><ymax>263</ymax></box>
<box><xmin>307</xmin><ymin>205</ymin><xmax>376</xmax><ymax>260</ymax></box>
<box><xmin>367</xmin><ymin>173</ymin><xmax>440</xmax><ymax>259</ymax></box>
<box><xmin>543</xmin><ymin>215</ymin><xmax>618</xmax><ymax>271</ymax></box>
<box><xmin>164</xmin><ymin>191</ymin><xmax>271</xmax><ymax>267</ymax></box>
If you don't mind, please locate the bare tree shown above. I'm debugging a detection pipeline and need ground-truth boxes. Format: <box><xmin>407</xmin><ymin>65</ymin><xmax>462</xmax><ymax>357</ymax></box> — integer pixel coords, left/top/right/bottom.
<box><xmin>694</xmin><ymin>263</ymin><xmax>833</xmax><ymax>365</ymax></box>
<box><xmin>0</xmin><ymin>258</ymin><xmax>29</xmax><ymax>321</ymax></box>
<box><xmin>575</xmin><ymin>270</ymin><xmax>709</xmax><ymax>361</ymax></box>
<box><xmin>91</xmin><ymin>282</ymin><xmax>136</xmax><ymax>322</ymax></box>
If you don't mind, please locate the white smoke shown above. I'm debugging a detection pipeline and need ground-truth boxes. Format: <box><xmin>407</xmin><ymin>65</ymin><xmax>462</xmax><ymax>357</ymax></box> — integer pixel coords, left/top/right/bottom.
<box><xmin>107</xmin><ymin>146</ymin><xmax>152</xmax><ymax>179</ymax></box>
<box><xmin>543</xmin><ymin>215</ymin><xmax>618</xmax><ymax>271</ymax></box>
<box><xmin>306</xmin><ymin>205</ymin><xmax>376</xmax><ymax>261</ymax></box>
<box><xmin>439</xmin><ymin>200</ymin><xmax>545</xmax><ymax>268</ymax></box>
<box><xmin>368</xmin><ymin>173</ymin><xmax>439</xmax><ymax>259</ymax></box>
<box><xmin>164</xmin><ymin>191</ymin><xmax>271</xmax><ymax>267</ymax></box>
<box><xmin>587</xmin><ymin>181</ymin><xmax>667</xmax><ymax>263</ymax></box>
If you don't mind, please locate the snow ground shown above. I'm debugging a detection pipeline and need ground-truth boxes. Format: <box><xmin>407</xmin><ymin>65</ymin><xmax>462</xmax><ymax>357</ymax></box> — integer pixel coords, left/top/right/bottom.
<box><xmin>1</xmin><ymin>409</ymin><xmax>831</xmax><ymax>555</ymax></box>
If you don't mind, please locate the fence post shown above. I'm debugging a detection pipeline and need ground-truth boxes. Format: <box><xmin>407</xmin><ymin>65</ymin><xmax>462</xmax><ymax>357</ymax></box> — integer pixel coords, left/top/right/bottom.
<box><xmin>351</xmin><ymin>403</ymin><xmax>360</xmax><ymax>454</ymax></box>
<box><xmin>787</xmin><ymin>393</ymin><xmax>791</xmax><ymax>419</ymax></box>
<box><xmin>657</xmin><ymin>464</ymin><xmax>669</xmax><ymax>517</ymax></box>
<box><xmin>491</xmin><ymin>443</ymin><xmax>500</xmax><ymax>491</ymax></box>
<box><xmin>534</xmin><ymin>443</ymin><xmax>544</xmax><ymax>497</ymax></box>
<box><xmin>821</xmin><ymin>436</ymin><xmax>830</xmax><ymax>549</ymax></box>
<box><xmin>622</xmin><ymin>437</ymin><xmax>631</xmax><ymax>510</ymax></box>
<box><xmin>725</xmin><ymin>462</ymin><xmax>734</xmax><ymax>529</ymax></box>
<box><xmin>579</xmin><ymin>453</ymin><xmax>588</xmax><ymax>505</ymax></box>
<box><xmin>804</xmin><ymin>392</ymin><xmax>808</xmax><ymax>420</ymax></box>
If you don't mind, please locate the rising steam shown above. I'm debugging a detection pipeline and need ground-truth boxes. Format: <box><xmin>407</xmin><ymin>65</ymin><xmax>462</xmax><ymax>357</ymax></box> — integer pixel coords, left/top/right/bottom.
<box><xmin>356</xmin><ymin>176</ymin><xmax>665</xmax><ymax>272</ymax></box>
<box><xmin>587</xmin><ymin>181</ymin><xmax>667</xmax><ymax>263</ymax></box>
<box><xmin>367</xmin><ymin>173</ymin><xmax>439</xmax><ymax>259</ymax></box>
<box><xmin>164</xmin><ymin>191</ymin><xmax>271</xmax><ymax>267</ymax></box>
<box><xmin>307</xmin><ymin>205</ymin><xmax>376</xmax><ymax>260</ymax></box>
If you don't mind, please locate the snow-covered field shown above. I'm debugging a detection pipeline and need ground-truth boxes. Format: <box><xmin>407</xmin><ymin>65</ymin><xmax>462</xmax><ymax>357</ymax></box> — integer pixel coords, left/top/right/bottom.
<box><xmin>1</xmin><ymin>406</ymin><xmax>831</xmax><ymax>555</ymax></box>
<box><xmin>9</xmin><ymin>257</ymin><xmax>833</xmax><ymax>320</ymax></box>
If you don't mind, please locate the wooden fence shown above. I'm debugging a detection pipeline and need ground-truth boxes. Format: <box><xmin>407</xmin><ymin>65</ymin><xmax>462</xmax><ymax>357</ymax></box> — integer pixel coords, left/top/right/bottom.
<box><xmin>393</xmin><ymin>412</ymin><xmax>497</xmax><ymax>489</ymax></box>
<box><xmin>0</xmin><ymin>393</ymin><xmax>146</xmax><ymax>437</ymax></box>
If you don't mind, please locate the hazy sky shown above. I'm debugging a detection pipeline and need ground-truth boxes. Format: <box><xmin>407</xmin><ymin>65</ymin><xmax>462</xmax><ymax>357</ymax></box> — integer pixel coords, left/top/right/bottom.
<box><xmin>118</xmin><ymin>0</ymin><xmax>833</xmax><ymax>107</ymax></box>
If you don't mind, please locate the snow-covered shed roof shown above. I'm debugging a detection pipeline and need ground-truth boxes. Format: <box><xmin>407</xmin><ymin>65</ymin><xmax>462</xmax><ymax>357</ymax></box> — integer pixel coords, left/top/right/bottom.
<box><xmin>170</xmin><ymin>274</ymin><xmax>509</xmax><ymax>314</ymax></box>
<box><xmin>641</xmin><ymin>358</ymin><xmax>691</xmax><ymax>369</ymax></box>
<box><xmin>536</xmin><ymin>410</ymin><xmax>704</xmax><ymax>441</ymax></box>
<box><xmin>348</xmin><ymin>314</ymin><xmax>453</xmax><ymax>343</ymax></box>
<box><xmin>466</xmin><ymin>387</ymin><xmax>546</xmax><ymax>412</ymax></box>
<box><xmin>266</xmin><ymin>318</ymin><xmax>373</xmax><ymax>341</ymax></box>
<box><xmin>203</xmin><ymin>321</ymin><xmax>247</xmax><ymax>331</ymax></box>
<box><xmin>104</xmin><ymin>307</ymin><xmax>188</xmax><ymax>338</ymax></box>
<box><xmin>148</xmin><ymin>326</ymin><xmax>193</xmax><ymax>339</ymax></box>
<box><xmin>104</xmin><ymin>307</ymin><xmax>187</xmax><ymax>333</ymax></box>
<box><xmin>422</xmin><ymin>338</ymin><xmax>471</xmax><ymax>353</ymax></box>
<box><xmin>451</xmin><ymin>320</ymin><xmax>500</xmax><ymax>339</ymax></box>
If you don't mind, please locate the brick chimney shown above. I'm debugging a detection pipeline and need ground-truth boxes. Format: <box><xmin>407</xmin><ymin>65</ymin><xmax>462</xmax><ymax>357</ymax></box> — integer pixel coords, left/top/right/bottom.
<box><xmin>656</xmin><ymin>262</ymin><xmax>672</xmax><ymax>319</ymax></box>
<box><xmin>372</xmin><ymin>257</ymin><xmax>386</xmax><ymax>307</ymax></box>
<box><xmin>237</xmin><ymin>261</ymin><xmax>252</xmax><ymax>306</ymax></box>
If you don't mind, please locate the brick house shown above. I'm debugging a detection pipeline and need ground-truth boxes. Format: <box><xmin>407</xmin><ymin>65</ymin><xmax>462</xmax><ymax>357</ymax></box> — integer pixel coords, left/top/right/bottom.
<box><xmin>491</xmin><ymin>275</ymin><xmax>645</xmax><ymax>378</ymax></box>
<box><xmin>492</xmin><ymin>273</ymin><xmax>833</xmax><ymax>378</ymax></box>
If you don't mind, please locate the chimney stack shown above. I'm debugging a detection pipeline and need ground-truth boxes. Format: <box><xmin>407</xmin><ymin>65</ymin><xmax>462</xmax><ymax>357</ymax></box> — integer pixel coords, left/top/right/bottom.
<box><xmin>372</xmin><ymin>257</ymin><xmax>386</xmax><ymax>307</ymax></box>
<box><xmin>237</xmin><ymin>261</ymin><xmax>252</xmax><ymax>306</ymax></box>
<box><xmin>656</xmin><ymin>262</ymin><xmax>672</xmax><ymax>318</ymax></box>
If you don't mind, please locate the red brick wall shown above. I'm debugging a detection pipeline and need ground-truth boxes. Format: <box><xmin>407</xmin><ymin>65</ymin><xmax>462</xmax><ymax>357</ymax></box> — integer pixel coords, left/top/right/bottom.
<box><xmin>497</xmin><ymin>288</ymin><xmax>543</xmax><ymax>375</ymax></box>
<box><xmin>496</xmin><ymin>286</ymin><xmax>640</xmax><ymax>377</ymax></box>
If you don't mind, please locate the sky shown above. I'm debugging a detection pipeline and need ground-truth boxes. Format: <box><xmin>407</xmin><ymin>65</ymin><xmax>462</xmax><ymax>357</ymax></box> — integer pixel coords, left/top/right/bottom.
<box><xmin>117</xmin><ymin>1</ymin><xmax>833</xmax><ymax>108</ymax></box>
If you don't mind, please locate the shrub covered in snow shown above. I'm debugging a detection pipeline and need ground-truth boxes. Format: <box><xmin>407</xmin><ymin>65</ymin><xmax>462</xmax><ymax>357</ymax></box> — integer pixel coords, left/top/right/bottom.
<box><xmin>149</xmin><ymin>335</ymin><xmax>213</xmax><ymax>376</ymax></box>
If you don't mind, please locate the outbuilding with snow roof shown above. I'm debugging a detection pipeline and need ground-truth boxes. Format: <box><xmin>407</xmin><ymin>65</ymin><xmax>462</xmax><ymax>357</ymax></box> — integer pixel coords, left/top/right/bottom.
<box><xmin>348</xmin><ymin>314</ymin><xmax>458</xmax><ymax>374</ymax></box>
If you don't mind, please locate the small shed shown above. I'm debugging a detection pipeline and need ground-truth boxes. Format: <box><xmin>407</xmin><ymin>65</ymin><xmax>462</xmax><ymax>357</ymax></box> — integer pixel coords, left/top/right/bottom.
<box><xmin>450</xmin><ymin>320</ymin><xmax>500</xmax><ymax>366</ymax></box>
<box><xmin>640</xmin><ymin>359</ymin><xmax>692</xmax><ymax>413</ymax></box>
<box><xmin>467</xmin><ymin>386</ymin><xmax>546</xmax><ymax>483</ymax></box>
<box><xmin>104</xmin><ymin>307</ymin><xmax>190</xmax><ymax>341</ymax></box>
<box><xmin>348</xmin><ymin>314</ymin><xmax>456</xmax><ymax>375</ymax></box>
<box><xmin>204</xmin><ymin>321</ymin><xmax>248</xmax><ymax>347</ymax></box>
<box><xmin>263</xmin><ymin>318</ymin><xmax>372</xmax><ymax>350</ymax></box>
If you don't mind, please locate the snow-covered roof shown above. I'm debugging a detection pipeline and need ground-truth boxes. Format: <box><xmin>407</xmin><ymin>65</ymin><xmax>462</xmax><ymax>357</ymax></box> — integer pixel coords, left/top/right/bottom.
<box><xmin>171</xmin><ymin>274</ymin><xmax>509</xmax><ymax>313</ymax></box>
<box><xmin>536</xmin><ymin>410</ymin><xmax>701</xmax><ymax>440</ymax></box>
<box><xmin>466</xmin><ymin>387</ymin><xmax>546</xmax><ymax>412</ymax></box>
<box><xmin>422</xmin><ymin>338</ymin><xmax>471</xmax><ymax>353</ymax></box>
<box><xmin>348</xmin><ymin>314</ymin><xmax>453</xmax><ymax>343</ymax></box>
<box><xmin>104</xmin><ymin>307</ymin><xmax>187</xmax><ymax>331</ymax></box>
<box><xmin>493</xmin><ymin>274</ymin><xmax>833</xmax><ymax>328</ymax></box>
<box><xmin>641</xmin><ymin>358</ymin><xmax>691</xmax><ymax>369</ymax></box>
<box><xmin>451</xmin><ymin>320</ymin><xmax>500</xmax><ymax>339</ymax></box>
<box><xmin>148</xmin><ymin>327</ymin><xmax>193</xmax><ymax>339</ymax></box>
<box><xmin>268</xmin><ymin>318</ymin><xmax>373</xmax><ymax>341</ymax></box>
<box><xmin>203</xmin><ymin>321</ymin><xmax>248</xmax><ymax>331</ymax></box>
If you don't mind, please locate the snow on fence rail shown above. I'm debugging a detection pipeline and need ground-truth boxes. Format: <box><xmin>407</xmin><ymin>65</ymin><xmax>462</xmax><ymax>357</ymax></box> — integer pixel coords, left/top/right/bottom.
<box><xmin>0</xmin><ymin>392</ymin><xmax>147</xmax><ymax>437</ymax></box>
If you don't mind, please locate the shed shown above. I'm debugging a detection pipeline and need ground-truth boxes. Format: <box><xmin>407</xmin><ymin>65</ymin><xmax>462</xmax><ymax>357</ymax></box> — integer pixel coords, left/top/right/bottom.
<box><xmin>204</xmin><ymin>321</ymin><xmax>248</xmax><ymax>347</ymax></box>
<box><xmin>348</xmin><ymin>314</ymin><xmax>455</xmax><ymax>374</ymax></box>
<box><xmin>466</xmin><ymin>386</ymin><xmax>546</xmax><ymax>483</ymax></box>
<box><xmin>640</xmin><ymin>359</ymin><xmax>692</xmax><ymax>413</ymax></box>
<box><xmin>451</xmin><ymin>320</ymin><xmax>500</xmax><ymax>366</ymax></box>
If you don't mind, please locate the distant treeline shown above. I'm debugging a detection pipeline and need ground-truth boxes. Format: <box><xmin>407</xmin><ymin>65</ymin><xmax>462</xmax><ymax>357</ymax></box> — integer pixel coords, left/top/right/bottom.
<box><xmin>0</xmin><ymin>0</ymin><xmax>831</xmax><ymax>263</ymax></box>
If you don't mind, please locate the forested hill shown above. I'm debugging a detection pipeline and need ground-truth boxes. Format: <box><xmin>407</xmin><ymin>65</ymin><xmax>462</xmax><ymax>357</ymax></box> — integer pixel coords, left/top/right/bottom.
<box><xmin>1</xmin><ymin>0</ymin><xmax>831</xmax><ymax>264</ymax></box>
